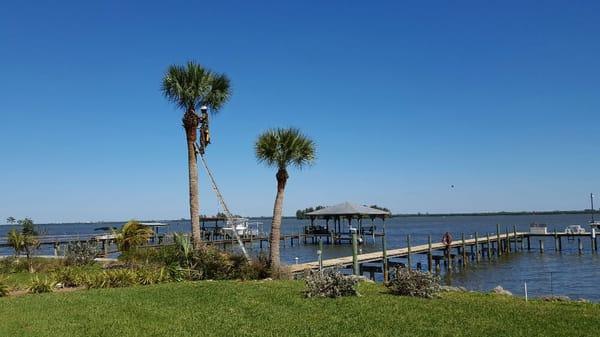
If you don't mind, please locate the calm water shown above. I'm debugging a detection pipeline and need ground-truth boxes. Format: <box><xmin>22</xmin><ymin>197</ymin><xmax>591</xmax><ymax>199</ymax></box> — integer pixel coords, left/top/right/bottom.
<box><xmin>2</xmin><ymin>214</ymin><xmax>599</xmax><ymax>300</ymax></box>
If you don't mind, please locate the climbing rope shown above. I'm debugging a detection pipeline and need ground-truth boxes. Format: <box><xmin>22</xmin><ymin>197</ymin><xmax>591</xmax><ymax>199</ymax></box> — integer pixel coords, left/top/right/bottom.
<box><xmin>199</xmin><ymin>153</ymin><xmax>250</xmax><ymax>260</ymax></box>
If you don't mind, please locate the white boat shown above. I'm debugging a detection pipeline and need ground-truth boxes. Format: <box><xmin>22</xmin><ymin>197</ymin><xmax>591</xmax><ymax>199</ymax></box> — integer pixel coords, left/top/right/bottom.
<box><xmin>565</xmin><ymin>224</ymin><xmax>586</xmax><ymax>234</ymax></box>
<box><xmin>224</xmin><ymin>218</ymin><xmax>262</xmax><ymax>236</ymax></box>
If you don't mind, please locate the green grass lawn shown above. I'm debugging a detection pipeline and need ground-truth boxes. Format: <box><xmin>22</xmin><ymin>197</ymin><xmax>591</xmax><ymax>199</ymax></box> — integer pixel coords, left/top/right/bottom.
<box><xmin>1</xmin><ymin>281</ymin><xmax>599</xmax><ymax>337</ymax></box>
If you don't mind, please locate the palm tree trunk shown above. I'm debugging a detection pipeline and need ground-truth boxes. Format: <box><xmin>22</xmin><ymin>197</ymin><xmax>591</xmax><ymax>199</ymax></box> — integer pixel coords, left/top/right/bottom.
<box><xmin>184</xmin><ymin>109</ymin><xmax>203</xmax><ymax>249</ymax></box>
<box><xmin>269</xmin><ymin>168</ymin><xmax>288</xmax><ymax>269</ymax></box>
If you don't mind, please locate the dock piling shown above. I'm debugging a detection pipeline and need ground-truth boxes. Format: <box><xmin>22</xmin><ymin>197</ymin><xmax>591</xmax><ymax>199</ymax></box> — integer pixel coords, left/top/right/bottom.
<box><xmin>461</xmin><ymin>233</ymin><xmax>467</xmax><ymax>267</ymax></box>
<box><xmin>382</xmin><ymin>229</ymin><xmax>388</xmax><ymax>282</ymax></box>
<box><xmin>407</xmin><ymin>235</ymin><xmax>412</xmax><ymax>270</ymax></box>
<box><xmin>486</xmin><ymin>233</ymin><xmax>491</xmax><ymax>259</ymax></box>
<box><xmin>496</xmin><ymin>224</ymin><xmax>501</xmax><ymax>257</ymax></box>
<box><xmin>427</xmin><ymin>235</ymin><xmax>433</xmax><ymax>272</ymax></box>
<box><xmin>318</xmin><ymin>239</ymin><xmax>323</xmax><ymax>271</ymax></box>
<box><xmin>513</xmin><ymin>226</ymin><xmax>518</xmax><ymax>251</ymax></box>
<box><xmin>351</xmin><ymin>229</ymin><xmax>359</xmax><ymax>276</ymax></box>
<box><xmin>475</xmin><ymin>232</ymin><xmax>480</xmax><ymax>262</ymax></box>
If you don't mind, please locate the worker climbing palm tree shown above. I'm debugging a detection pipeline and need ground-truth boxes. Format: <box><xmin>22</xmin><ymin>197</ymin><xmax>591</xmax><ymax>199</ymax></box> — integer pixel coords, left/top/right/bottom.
<box><xmin>162</xmin><ymin>61</ymin><xmax>231</xmax><ymax>248</ymax></box>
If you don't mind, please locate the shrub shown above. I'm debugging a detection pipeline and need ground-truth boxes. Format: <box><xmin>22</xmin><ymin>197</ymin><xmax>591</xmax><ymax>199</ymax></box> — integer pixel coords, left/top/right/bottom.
<box><xmin>103</xmin><ymin>269</ymin><xmax>139</xmax><ymax>288</ymax></box>
<box><xmin>304</xmin><ymin>270</ymin><xmax>359</xmax><ymax>298</ymax></box>
<box><xmin>386</xmin><ymin>268</ymin><xmax>440</xmax><ymax>298</ymax></box>
<box><xmin>28</xmin><ymin>276</ymin><xmax>56</xmax><ymax>294</ymax></box>
<box><xmin>0</xmin><ymin>257</ymin><xmax>63</xmax><ymax>274</ymax></box>
<box><xmin>191</xmin><ymin>247</ymin><xmax>236</xmax><ymax>280</ymax></box>
<box><xmin>80</xmin><ymin>273</ymin><xmax>107</xmax><ymax>289</ymax></box>
<box><xmin>0</xmin><ymin>278</ymin><xmax>9</xmax><ymax>297</ymax></box>
<box><xmin>80</xmin><ymin>269</ymin><xmax>137</xmax><ymax>289</ymax></box>
<box><xmin>0</xmin><ymin>257</ymin><xmax>26</xmax><ymax>273</ymax></box>
<box><xmin>52</xmin><ymin>267</ymin><xmax>89</xmax><ymax>288</ymax></box>
<box><xmin>239</xmin><ymin>253</ymin><xmax>271</xmax><ymax>280</ymax></box>
<box><xmin>65</xmin><ymin>241</ymin><xmax>98</xmax><ymax>266</ymax></box>
<box><xmin>136</xmin><ymin>266</ymin><xmax>171</xmax><ymax>285</ymax></box>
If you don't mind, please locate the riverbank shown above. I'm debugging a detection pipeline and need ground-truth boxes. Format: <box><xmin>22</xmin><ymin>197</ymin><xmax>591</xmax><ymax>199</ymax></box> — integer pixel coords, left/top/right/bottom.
<box><xmin>1</xmin><ymin>280</ymin><xmax>599</xmax><ymax>336</ymax></box>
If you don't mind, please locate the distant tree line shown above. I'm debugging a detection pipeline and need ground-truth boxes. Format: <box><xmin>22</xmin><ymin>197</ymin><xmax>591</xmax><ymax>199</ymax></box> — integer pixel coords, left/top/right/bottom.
<box><xmin>368</xmin><ymin>205</ymin><xmax>391</xmax><ymax>213</ymax></box>
<box><xmin>296</xmin><ymin>206</ymin><xmax>326</xmax><ymax>219</ymax></box>
<box><xmin>296</xmin><ymin>204</ymin><xmax>391</xmax><ymax>219</ymax></box>
<box><xmin>393</xmin><ymin>209</ymin><xmax>598</xmax><ymax>217</ymax></box>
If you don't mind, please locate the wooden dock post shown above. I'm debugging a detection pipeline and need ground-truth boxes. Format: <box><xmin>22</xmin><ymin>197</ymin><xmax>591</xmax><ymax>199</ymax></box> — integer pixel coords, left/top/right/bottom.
<box><xmin>461</xmin><ymin>233</ymin><xmax>467</xmax><ymax>267</ymax></box>
<box><xmin>496</xmin><ymin>224</ymin><xmax>501</xmax><ymax>257</ymax></box>
<box><xmin>486</xmin><ymin>233</ymin><xmax>491</xmax><ymax>259</ymax></box>
<box><xmin>578</xmin><ymin>238</ymin><xmax>583</xmax><ymax>255</ymax></box>
<box><xmin>539</xmin><ymin>239</ymin><xmax>544</xmax><ymax>253</ymax></box>
<box><xmin>382</xmin><ymin>230</ymin><xmax>388</xmax><ymax>282</ymax></box>
<box><xmin>53</xmin><ymin>242</ymin><xmax>58</xmax><ymax>256</ymax></box>
<box><xmin>554</xmin><ymin>230</ymin><xmax>558</xmax><ymax>251</ymax></box>
<box><xmin>520</xmin><ymin>234</ymin><xmax>524</xmax><ymax>250</ymax></box>
<box><xmin>506</xmin><ymin>228</ymin><xmax>511</xmax><ymax>254</ymax></box>
<box><xmin>407</xmin><ymin>235</ymin><xmax>412</xmax><ymax>270</ymax></box>
<box><xmin>318</xmin><ymin>239</ymin><xmax>323</xmax><ymax>271</ymax></box>
<box><xmin>527</xmin><ymin>235</ymin><xmax>531</xmax><ymax>251</ymax></box>
<box><xmin>427</xmin><ymin>235</ymin><xmax>433</xmax><ymax>272</ymax></box>
<box><xmin>102</xmin><ymin>239</ymin><xmax>108</xmax><ymax>256</ymax></box>
<box><xmin>558</xmin><ymin>235</ymin><xmax>562</xmax><ymax>251</ymax></box>
<box><xmin>475</xmin><ymin>232</ymin><xmax>480</xmax><ymax>262</ymax></box>
<box><xmin>513</xmin><ymin>226</ymin><xmax>518</xmax><ymax>251</ymax></box>
<box><xmin>351</xmin><ymin>229</ymin><xmax>359</xmax><ymax>276</ymax></box>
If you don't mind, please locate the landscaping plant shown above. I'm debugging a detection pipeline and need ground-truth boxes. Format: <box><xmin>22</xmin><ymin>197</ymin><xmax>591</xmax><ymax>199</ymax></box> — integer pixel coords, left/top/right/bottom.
<box><xmin>28</xmin><ymin>276</ymin><xmax>57</xmax><ymax>294</ymax></box>
<box><xmin>304</xmin><ymin>269</ymin><xmax>359</xmax><ymax>298</ymax></box>
<box><xmin>386</xmin><ymin>267</ymin><xmax>440</xmax><ymax>299</ymax></box>
<box><xmin>65</xmin><ymin>241</ymin><xmax>99</xmax><ymax>266</ymax></box>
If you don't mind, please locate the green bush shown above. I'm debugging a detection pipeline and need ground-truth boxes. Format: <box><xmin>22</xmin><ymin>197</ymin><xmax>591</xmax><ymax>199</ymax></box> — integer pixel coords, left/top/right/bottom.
<box><xmin>103</xmin><ymin>269</ymin><xmax>139</xmax><ymax>288</ymax></box>
<box><xmin>386</xmin><ymin>268</ymin><xmax>440</xmax><ymax>299</ymax></box>
<box><xmin>52</xmin><ymin>267</ymin><xmax>89</xmax><ymax>288</ymax></box>
<box><xmin>0</xmin><ymin>257</ymin><xmax>63</xmax><ymax>274</ymax></box>
<box><xmin>136</xmin><ymin>266</ymin><xmax>171</xmax><ymax>285</ymax></box>
<box><xmin>304</xmin><ymin>270</ymin><xmax>359</xmax><ymax>298</ymax></box>
<box><xmin>0</xmin><ymin>278</ymin><xmax>9</xmax><ymax>297</ymax></box>
<box><xmin>28</xmin><ymin>276</ymin><xmax>57</xmax><ymax>294</ymax></box>
<box><xmin>0</xmin><ymin>257</ymin><xmax>25</xmax><ymax>273</ymax></box>
<box><xmin>65</xmin><ymin>241</ymin><xmax>98</xmax><ymax>266</ymax></box>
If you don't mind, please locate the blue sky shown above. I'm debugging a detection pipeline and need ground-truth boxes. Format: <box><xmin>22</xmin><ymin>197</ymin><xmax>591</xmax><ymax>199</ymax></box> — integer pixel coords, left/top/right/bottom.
<box><xmin>1</xmin><ymin>1</ymin><xmax>599</xmax><ymax>223</ymax></box>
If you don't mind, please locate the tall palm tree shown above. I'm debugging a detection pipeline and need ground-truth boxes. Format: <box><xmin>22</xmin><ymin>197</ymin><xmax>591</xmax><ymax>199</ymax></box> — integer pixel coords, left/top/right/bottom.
<box><xmin>162</xmin><ymin>61</ymin><xmax>231</xmax><ymax>248</ymax></box>
<box><xmin>255</xmin><ymin>128</ymin><xmax>316</xmax><ymax>268</ymax></box>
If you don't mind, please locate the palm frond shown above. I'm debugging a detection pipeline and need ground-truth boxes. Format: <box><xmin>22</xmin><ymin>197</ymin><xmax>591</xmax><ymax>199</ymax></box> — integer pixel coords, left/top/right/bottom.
<box><xmin>255</xmin><ymin>128</ymin><xmax>316</xmax><ymax>170</ymax></box>
<box><xmin>161</xmin><ymin>61</ymin><xmax>231</xmax><ymax>113</ymax></box>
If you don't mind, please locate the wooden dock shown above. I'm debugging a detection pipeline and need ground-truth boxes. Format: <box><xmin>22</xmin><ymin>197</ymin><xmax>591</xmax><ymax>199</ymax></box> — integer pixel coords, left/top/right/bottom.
<box><xmin>290</xmin><ymin>229</ymin><xmax>599</xmax><ymax>276</ymax></box>
<box><xmin>291</xmin><ymin>231</ymin><xmax>528</xmax><ymax>273</ymax></box>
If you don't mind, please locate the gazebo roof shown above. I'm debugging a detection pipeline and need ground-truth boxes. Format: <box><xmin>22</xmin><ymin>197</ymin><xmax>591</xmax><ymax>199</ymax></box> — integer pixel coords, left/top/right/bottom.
<box><xmin>306</xmin><ymin>202</ymin><xmax>390</xmax><ymax>217</ymax></box>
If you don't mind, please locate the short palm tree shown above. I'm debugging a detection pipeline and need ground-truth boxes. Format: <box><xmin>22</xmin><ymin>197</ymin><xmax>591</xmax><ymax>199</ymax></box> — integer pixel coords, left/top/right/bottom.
<box><xmin>162</xmin><ymin>61</ymin><xmax>231</xmax><ymax>248</ymax></box>
<box><xmin>255</xmin><ymin>128</ymin><xmax>316</xmax><ymax>268</ymax></box>
<box><xmin>7</xmin><ymin>229</ymin><xmax>25</xmax><ymax>257</ymax></box>
<box><xmin>113</xmin><ymin>220</ymin><xmax>154</xmax><ymax>252</ymax></box>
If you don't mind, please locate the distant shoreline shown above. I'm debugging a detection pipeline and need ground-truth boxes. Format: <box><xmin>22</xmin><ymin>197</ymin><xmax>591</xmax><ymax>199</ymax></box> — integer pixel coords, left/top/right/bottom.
<box><xmin>2</xmin><ymin>210</ymin><xmax>595</xmax><ymax>226</ymax></box>
<box><xmin>390</xmin><ymin>210</ymin><xmax>595</xmax><ymax>217</ymax></box>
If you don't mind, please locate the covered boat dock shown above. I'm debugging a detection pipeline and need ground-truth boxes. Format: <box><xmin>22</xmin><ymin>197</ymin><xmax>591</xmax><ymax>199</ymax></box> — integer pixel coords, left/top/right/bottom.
<box><xmin>305</xmin><ymin>202</ymin><xmax>391</xmax><ymax>244</ymax></box>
